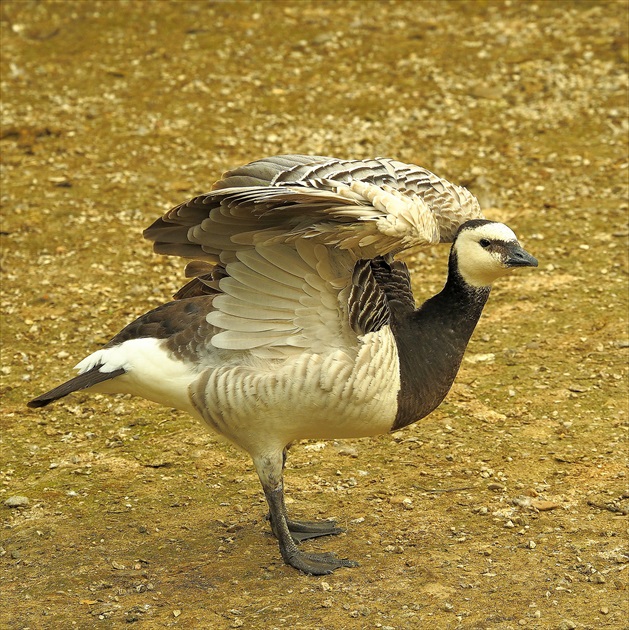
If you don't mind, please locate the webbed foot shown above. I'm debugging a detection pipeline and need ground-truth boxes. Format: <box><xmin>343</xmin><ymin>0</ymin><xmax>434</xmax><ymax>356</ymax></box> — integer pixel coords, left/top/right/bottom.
<box><xmin>285</xmin><ymin>548</ymin><xmax>358</xmax><ymax>575</ymax></box>
<box><xmin>287</xmin><ymin>518</ymin><xmax>344</xmax><ymax>542</ymax></box>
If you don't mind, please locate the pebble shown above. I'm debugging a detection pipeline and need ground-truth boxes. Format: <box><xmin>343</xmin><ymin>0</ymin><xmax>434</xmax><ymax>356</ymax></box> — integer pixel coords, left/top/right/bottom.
<box><xmin>4</xmin><ymin>496</ymin><xmax>29</xmax><ymax>508</ymax></box>
<box><xmin>390</xmin><ymin>495</ymin><xmax>414</xmax><ymax>509</ymax></box>
<box><xmin>559</xmin><ymin>621</ymin><xmax>577</xmax><ymax>630</ymax></box>
<box><xmin>531</xmin><ymin>499</ymin><xmax>560</xmax><ymax>511</ymax></box>
<box><xmin>513</xmin><ymin>496</ymin><xmax>532</xmax><ymax>508</ymax></box>
<box><xmin>513</xmin><ymin>496</ymin><xmax>560</xmax><ymax>511</ymax></box>
<box><xmin>488</xmin><ymin>482</ymin><xmax>506</xmax><ymax>492</ymax></box>
<box><xmin>335</xmin><ymin>444</ymin><xmax>358</xmax><ymax>457</ymax></box>
<box><xmin>464</xmin><ymin>352</ymin><xmax>495</xmax><ymax>364</ymax></box>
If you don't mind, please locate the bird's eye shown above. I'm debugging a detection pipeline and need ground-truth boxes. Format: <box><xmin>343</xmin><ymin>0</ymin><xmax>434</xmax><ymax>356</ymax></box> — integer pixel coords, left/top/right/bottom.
<box><xmin>479</xmin><ymin>239</ymin><xmax>491</xmax><ymax>248</ymax></box>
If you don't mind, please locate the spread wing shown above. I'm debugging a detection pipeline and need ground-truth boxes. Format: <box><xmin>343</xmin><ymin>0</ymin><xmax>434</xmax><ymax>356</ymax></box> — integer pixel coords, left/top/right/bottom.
<box><xmin>143</xmin><ymin>155</ymin><xmax>483</xmax><ymax>359</ymax></box>
<box><xmin>144</xmin><ymin>155</ymin><xmax>483</xmax><ymax>265</ymax></box>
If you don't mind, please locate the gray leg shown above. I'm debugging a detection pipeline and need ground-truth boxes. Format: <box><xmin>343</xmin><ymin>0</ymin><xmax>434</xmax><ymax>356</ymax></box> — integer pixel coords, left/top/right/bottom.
<box><xmin>275</xmin><ymin>447</ymin><xmax>345</xmax><ymax>542</ymax></box>
<box><xmin>256</xmin><ymin>452</ymin><xmax>358</xmax><ymax>575</ymax></box>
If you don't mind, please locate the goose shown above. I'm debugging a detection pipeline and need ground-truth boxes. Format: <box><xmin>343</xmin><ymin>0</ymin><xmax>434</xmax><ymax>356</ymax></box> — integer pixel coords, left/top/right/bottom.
<box><xmin>28</xmin><ymin>155</ymin><xmax>538</xmax><ymax>575</ymax></box>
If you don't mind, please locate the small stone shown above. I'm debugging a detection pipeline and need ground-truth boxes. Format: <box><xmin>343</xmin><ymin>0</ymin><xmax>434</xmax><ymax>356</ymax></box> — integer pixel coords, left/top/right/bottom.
<box><xmin>531</xmin><ymin>499</ymin><xmax>560</xmax><ymax>511</ymax></box>
<box><xmin>335</xmin><ymin>444</ymin><xmax>358</xmax><ymax>457</ymax></box>
<box><xmin>559</xmin><ymin>621</ymin><xmax>576</xmax><ymax>630</ymax></box>
<box><xmin>390</xmin><ymin>495</ymin><xmax>414</xmax><ymax>510</ymax></box>
<box><xmin>600</xmin><ymin>607</ymin><xmax>609</xmax><ymax>615</ymax></box>
<box><xmin>4</xmin><ymin>496</ymin><xmax>29</xmax><ymax>508</ymax></box>
<box><xmin>464</xmin><ymin>353</ymin><xmax>495</xmax><ymax>364</ymax></box>
<box><xmin>513</xmin><ymin>496</ymin><xmax>533</xmax><ymax>508</ymax></box>
<box><xmin>488</xmin><ymin>482</ymin><xmax>506</xmax><ymax>492</ymax></box>
<box><xmin>49</xmin><ymin>176</ymin><xmax>72</xmax><ymax>187</ymax></box>
<box><xmin>527</xmin><ymin>540</ymin><xmax>536</xmax><ymax>549</ymax></box>
<box><xmin>591</xmin><ymin>573</ymin><xmax>606</xmax><ymax>584</ymax></box>
<box><xmin>173</xmin><ymin>610</ymin><xmax>181</xmax><ymax>618</ymax></box>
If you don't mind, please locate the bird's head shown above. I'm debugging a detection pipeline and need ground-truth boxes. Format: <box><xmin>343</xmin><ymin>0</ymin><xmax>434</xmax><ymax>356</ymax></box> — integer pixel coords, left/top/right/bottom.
<box><xmin>452</xmin><ymin>219</ymin><xmax>538</xmax><ymax>288</ymax></box>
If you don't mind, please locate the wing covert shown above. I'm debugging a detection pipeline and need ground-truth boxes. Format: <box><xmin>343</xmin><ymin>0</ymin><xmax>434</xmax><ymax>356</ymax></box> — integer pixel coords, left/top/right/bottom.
<box><xmin>144</xmin><ymin>155</ymin><xmax>483</xmax><ymax>265</ymax></box>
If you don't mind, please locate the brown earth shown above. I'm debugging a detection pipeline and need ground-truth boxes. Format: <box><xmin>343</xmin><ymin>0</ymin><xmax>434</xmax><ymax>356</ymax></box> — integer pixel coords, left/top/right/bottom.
<box><xmin>1</xmin><ymin>1</ymin><xmax>628</xmax><ymax>629</ymax></box>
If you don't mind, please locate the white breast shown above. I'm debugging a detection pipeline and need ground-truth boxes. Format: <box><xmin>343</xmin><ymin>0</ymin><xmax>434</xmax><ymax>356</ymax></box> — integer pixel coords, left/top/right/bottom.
<box><xmin>189</xmin><ymin>325</ymin><xmax>401</xmax><ymax>457</ymax></box>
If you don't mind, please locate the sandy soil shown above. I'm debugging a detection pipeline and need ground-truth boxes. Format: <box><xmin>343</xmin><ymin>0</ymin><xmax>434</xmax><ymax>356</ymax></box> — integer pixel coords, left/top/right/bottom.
<box><xmin>1</xmin><ymin>1</ymin><xmax>627</xmax><ymax>628</ymax></box>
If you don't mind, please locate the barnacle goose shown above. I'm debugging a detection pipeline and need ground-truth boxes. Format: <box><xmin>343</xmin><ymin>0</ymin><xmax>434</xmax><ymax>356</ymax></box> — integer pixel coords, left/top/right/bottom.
<box><xmin>29</xmin><ymin>155</ymin><xmax>538</xmax><ymax>575</ymax></box>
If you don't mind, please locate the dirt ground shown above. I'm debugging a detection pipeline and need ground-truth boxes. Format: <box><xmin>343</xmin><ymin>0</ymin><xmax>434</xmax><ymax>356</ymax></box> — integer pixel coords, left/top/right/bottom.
<box><xmin>1</xmin><ymin>1</ymin><xmax>628</xmax><ymax>628</ymax></box>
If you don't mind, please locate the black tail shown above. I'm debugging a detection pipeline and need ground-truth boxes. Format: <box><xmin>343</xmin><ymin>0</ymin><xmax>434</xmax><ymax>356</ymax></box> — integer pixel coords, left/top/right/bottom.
<box><xmin>27</xmin><ymin>366</ymin><xmax>125</xmax><ymax>408</ymax></box>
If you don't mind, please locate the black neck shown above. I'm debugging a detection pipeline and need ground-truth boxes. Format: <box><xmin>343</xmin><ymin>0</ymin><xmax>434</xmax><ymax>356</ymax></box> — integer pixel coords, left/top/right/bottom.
<box><xmin>391</xmin><ymin>253</ymin><xmax>490</xmax><ymax>430</ymax></box>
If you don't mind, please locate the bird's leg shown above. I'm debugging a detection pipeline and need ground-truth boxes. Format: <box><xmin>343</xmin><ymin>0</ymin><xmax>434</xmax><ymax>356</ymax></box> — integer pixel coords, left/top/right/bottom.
<box><xmin>256</xmin><ymin>452</ymin><xmax>358</xmax><ymax>575</ymax></box>
<box><xmin>275</xmin><ymin>446</ymin><xmax>344</xmax><ymax>542</ymax></box>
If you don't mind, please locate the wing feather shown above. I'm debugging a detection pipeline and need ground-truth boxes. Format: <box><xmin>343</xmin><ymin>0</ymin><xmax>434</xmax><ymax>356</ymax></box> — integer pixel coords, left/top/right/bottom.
<box><xmin>205</xmin><ymin>243</ymin><xmax>357</xmax><ymax>357</ymax></box>
<box><xmin>142</xmin><ymin>155</ymin><xmax>482</xmax><ymax>358</ymax></box>
<box><xmin>144</xmin><ymin>155</ymin><xmax>483</xmax><ymax>263</ymax></box>
<box><xmin>145</xmin><ymin>155</ymin><xmax>482</xmax><ymax>264</ymax></box>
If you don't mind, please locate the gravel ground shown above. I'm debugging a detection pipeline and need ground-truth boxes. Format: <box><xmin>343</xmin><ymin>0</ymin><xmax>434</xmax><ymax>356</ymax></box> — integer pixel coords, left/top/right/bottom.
<box><xmin>1</xmin><ymin>1</ymin><xmax>628</xmax><ymax>628</ymax></box>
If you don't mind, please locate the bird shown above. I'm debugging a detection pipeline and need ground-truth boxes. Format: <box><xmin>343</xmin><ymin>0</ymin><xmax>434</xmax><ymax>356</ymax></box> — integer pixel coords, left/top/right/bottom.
<box><xmin>28</xmin><ymin>154</ymin><xmax>538</xmax><ymax>575</ymax></box>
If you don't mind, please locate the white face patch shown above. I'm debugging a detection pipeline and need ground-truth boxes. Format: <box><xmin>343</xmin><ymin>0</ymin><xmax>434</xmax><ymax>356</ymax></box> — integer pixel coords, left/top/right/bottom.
<box><xmin>454</xmin><ymin>222</ymin><xmax>520</xmax><ymax>287</ymax></box>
